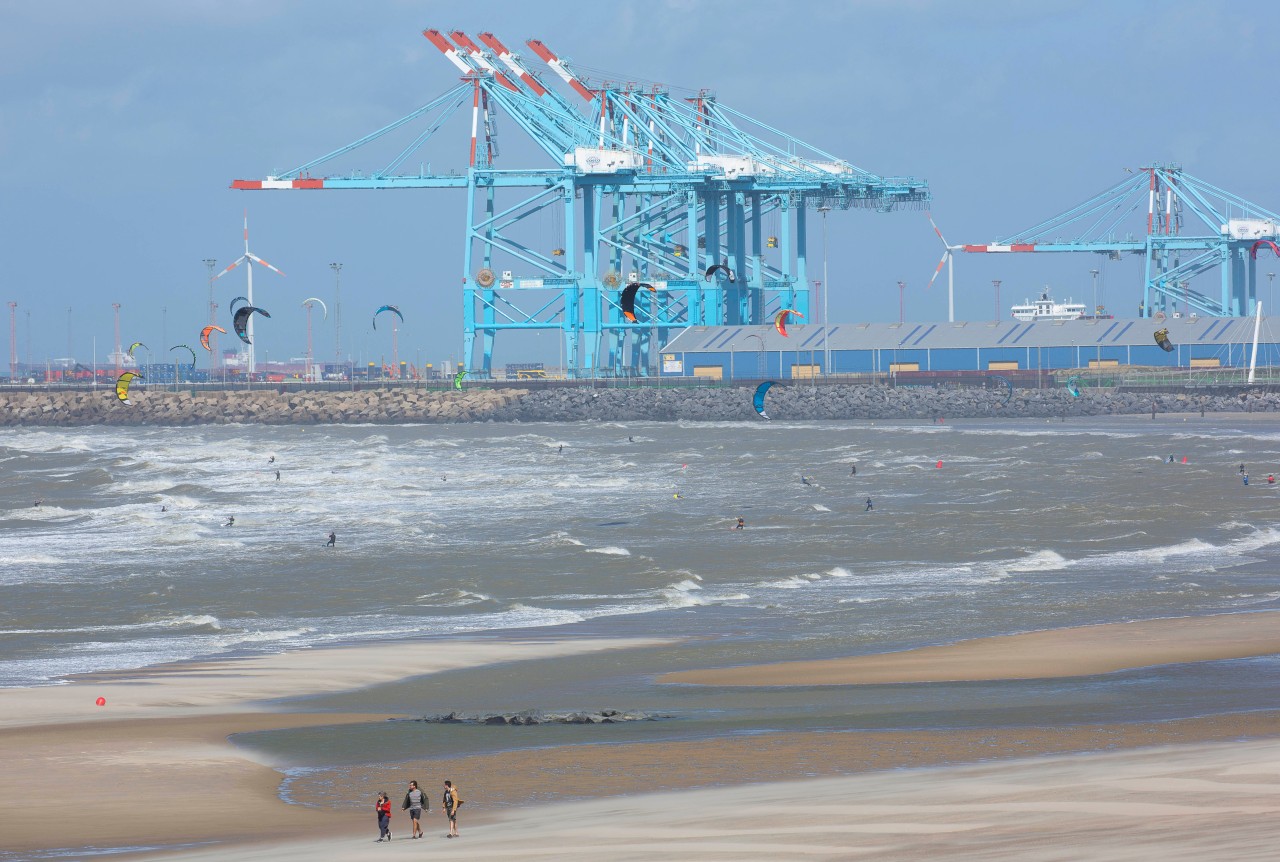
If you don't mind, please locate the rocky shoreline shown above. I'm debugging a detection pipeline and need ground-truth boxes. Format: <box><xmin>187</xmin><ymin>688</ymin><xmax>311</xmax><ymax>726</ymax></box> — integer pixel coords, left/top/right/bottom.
<box><xmin>0</xmin><ymin>384</ymin><xmax>1277</xmax><ymax>426</ymax></box>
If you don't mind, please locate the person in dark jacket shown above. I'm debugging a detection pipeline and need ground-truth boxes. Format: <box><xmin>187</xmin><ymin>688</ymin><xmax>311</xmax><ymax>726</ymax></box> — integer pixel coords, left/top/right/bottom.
<box><xmin>402</xmin><ymin>780</ymin><xmax>427</xmax><ymax>839</ymax></box>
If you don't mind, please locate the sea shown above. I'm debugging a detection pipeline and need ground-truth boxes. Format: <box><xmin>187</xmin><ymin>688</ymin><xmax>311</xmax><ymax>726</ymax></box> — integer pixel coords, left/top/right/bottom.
<box><xmin>5</xmin><ymin>417</ymin><xmax>1280</xmax><ymax>775</ymax></box>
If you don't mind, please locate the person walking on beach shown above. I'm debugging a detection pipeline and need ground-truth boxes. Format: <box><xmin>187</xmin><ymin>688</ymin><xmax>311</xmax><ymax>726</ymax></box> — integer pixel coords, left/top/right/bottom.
<box><xmin>402</xmin><ymin>780</ymin><xmax>427</xmax><ymax>839</ymax></box>
<box><xmin>375</xmin><ymin>791</ymin><xmax>392</xmax><ymax>842</ymax></box>
<box><xmin>326</xmin><ymin>531</ymin><xmax>336</xmax><ymax>547</ymax></box>
<box><xmin>442</xmin><ymin>780</ymin><xmax>462</xmax><ymax>838</ymax></box>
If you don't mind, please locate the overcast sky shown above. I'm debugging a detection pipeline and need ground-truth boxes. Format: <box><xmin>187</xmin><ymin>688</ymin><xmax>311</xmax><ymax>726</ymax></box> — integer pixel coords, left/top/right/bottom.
<box><xmin>2</xmin><ymin>0</ymin><xmax>1275</xmax><ymax>368</ymax></box>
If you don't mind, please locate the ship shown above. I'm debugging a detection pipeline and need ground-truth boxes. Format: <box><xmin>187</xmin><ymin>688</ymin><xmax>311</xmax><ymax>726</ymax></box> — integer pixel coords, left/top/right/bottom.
<box><xmin>1010</xmin><ymin>289</ymin><xmax>1086</xmax><ymax>321</ymax></box>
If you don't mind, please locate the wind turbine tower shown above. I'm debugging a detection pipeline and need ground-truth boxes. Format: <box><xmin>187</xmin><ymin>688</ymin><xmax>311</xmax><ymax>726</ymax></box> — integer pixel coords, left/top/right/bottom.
<box><xmin>212</xmin><ymin>212</ymin><xmax>284</xmax><ymax>376</ymax></box>
<box><xmin>927</xmin><ymin>213</ymin><xmax>960</xmax><ymax>323</ymax></box>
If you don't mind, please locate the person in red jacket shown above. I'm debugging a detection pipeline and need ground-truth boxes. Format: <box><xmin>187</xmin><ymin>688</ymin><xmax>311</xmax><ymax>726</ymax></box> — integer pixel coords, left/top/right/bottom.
<box><xmin>375</xmin><ymin>792</ymin><xmax>392</xmax><ymax>842</ymax></box>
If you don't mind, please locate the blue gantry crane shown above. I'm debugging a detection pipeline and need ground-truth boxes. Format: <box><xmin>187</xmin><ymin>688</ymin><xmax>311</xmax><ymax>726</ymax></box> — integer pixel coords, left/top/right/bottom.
<box><xmin>962</xmin><ymin>165</ymin><xmax>1280</xmax><ymax>319</ymax></box>
<box><xmin>232</xmin><ymin>30</ymin><xmax>928</xmax><ymax>377</ymax></box>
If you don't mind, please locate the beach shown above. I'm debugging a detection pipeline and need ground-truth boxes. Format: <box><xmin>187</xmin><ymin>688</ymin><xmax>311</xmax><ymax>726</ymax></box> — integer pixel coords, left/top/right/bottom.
<box><xmin>5</xmin><ymin>619</ymin><xmax>1280</xmax><ymax>860</ymax></box>
<box><xmin>5</xmin><ymin>417</ymin><xmax>1280</xmax><ymax>859</ymax></box>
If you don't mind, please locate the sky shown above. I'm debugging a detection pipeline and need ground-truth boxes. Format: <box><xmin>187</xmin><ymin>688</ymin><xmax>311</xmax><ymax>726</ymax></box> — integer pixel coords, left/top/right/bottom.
<box><xmin>2</xmin><ymin>0</ymin><xmax>1277</xmax><ymax>370</ymax></box>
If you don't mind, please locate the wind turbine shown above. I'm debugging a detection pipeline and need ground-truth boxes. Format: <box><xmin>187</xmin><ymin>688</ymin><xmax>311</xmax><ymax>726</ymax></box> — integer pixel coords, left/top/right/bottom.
<box><xmin>213</xmin><ymin>211</ymin><xmax>284</xmax><ymax>376</ymax></box>
<box><xmin>926</xmin><ymin>212</ymin><xmax>960</xmax><ymax>323</ymax></box>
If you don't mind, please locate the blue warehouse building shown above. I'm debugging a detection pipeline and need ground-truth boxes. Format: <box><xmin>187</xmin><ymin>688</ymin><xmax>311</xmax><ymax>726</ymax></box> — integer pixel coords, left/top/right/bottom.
<box><xmin>658</xmin><ymin>316</ymin><xmax>1279</xmax><ymax>380</ymax></box>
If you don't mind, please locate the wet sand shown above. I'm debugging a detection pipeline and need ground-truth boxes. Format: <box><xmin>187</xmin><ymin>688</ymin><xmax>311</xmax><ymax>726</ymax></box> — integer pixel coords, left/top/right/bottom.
<box><xmin>132</xmin><ymin>737</ymin><xmax>1280</xmax><ymax>861</ymax></box>
<box><xmin>660</xmin><ymin>611</ymin><xmax>1280</xmax><ymax>687</ymax></box>
<box><xmin>1</xmin><ymin>637</ymin><xmax>664</xmax><ymax>857</ymax></box>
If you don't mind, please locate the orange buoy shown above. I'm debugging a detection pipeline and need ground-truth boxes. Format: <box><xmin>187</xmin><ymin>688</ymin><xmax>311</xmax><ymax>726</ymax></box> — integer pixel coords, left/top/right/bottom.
<box><xmin>95</xmin><ymin>696</ymin><xmax>106</xmax><ymax>706</ymax></box>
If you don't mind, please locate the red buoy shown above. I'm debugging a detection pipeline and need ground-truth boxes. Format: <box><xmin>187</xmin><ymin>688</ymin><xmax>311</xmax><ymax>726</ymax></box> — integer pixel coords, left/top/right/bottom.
<box><xmin>936</xmin><ymin>460</ymin><xmax>943</xmax><ymax>468</ymax></box>
<box><xmin>1182</xmin><ymin>456</ymin><xmax>1188</xmax><ymax>464</ymax></box>
<box><xmin>95</xmin><ymin>696</ymin><xmax>106</xmax><ymax>706</ymax></box>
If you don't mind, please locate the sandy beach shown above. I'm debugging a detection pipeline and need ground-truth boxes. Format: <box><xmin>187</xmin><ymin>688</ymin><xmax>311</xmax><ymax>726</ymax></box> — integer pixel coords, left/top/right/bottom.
<box><xmin>129</xmin><ymin>738</ymin><xmax>1280</xmax><ymax>861</ymax></box>
<box><xmin>5</xmin><ymin>614</ymin><xmax>1280</xmax><ymax>859</ymax></box>
<box><xmin>660</xmin><ymin>611</ymin><xmax>1280</xmax><ymax>687</ymax></box>
<box><xmin>0</xmin><ymin>637</ymin><xmax>665</xmax><ymax>857</ymax></box>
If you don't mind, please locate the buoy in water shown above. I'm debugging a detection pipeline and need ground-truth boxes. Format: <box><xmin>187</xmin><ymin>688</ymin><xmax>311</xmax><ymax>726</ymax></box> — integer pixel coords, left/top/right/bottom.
<box><xmin>95</xmin><ymin>696</ymin><xmax>106</xmax><ymax>706</ymax></box>
<box><xmin>1182</xmin><ymin>456</ymin><xmax>1188</xmax><ymax>464</ymax></box>
<box><xmin>936</xmin><ymin>460</ymin><xmax>943</xmax><ymax>468</ymax></box>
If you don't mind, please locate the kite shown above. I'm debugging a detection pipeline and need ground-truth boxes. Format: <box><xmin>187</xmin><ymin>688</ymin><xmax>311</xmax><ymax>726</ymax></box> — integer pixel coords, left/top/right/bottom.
<box><xmin>232</xmin><ymin>306</ymin><xmax>271</xmax><ymax>345</ymax></box>
<box><xmin>990</xmin><ymin>374</ymin><xmax>1013</xmax><ymax>404</ymax></box>
<box><xmin>620</xmin><ymin>282</ymin><xmax>656</xmax><ymax>322</ymax></box>
<box><xmin>127</xmin><ymin>341</ymin><xmax>147</xmax><ymax>358</ymax></box>
<box><xmin>229</xmin><ymin>296</ymin><xmax>249</xmax><ymax>312</ymax></box>
<box><xmin>752</xmin><ymin>380</ymin><xmax>776</xmax><ymax>420</ymax></box>
<box><xmin>115</xmin><ymin>372</ymin><xmax>143</xmax><ymax>405</ymax></box>
<box><xmin>1251</xmin><ymin>240</ymin><xmax>1280</xmax><ymax>260</ymax></box>
<box><xmin>1154</xmin><ymin>328</ymin><xmax>1174</xmax><ymax>352</ymax></box>
<box><xmin>372</xmin><ymin>305</ymin><xmax>404</xmax><ymax>330</ymax></box>
<box><xmin>199</xmin><ymin>325</ymin><xmax>226</xmax><ymax>352</ymax></box>
<box><xmin>774</xmin><ymin>308</ymin><xmax>804</xmax><ymax>338</ymax></box>
<box><xmin>170</xmin><ymin>344</ymin><xmax>197</xmax><ymax>368</ymax></box>
<box><xmin>302</xmin><ymin>297</ymin><xmax>328</xmax><ymax>320</ymax></box>
<box><xmin>704</xmin><ymin>263</ymin><xmax>735</xmax><ymax>283</ymax></box>
<box><xmin>453</xmin><ymin>369</ymin><xmax>468</xmax><ymax>391</ymax></box>
<box><xmin>1066</xmin><ymin>375</ymin><xmax>1082</xmax><ymax>397</ymax></box>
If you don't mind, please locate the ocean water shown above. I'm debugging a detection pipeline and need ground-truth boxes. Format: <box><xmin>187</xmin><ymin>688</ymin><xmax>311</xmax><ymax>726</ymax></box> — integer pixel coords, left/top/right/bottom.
<box><xmin>3</xmin><ymin>418</ymin><xmax>1280</xmax><ymax>690</ymax></box>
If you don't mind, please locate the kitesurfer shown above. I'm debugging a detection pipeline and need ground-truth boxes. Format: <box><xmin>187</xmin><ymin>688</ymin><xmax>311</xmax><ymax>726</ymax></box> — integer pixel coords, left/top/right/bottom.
<box><xmin>33</xmin><ymin>499</ymin><xmax>41</xmax><ymax>508</ymax></box>
<box><xmin>269</xmin><ymin>456</ymin><xmax>275</xmax><ymax>464</ymax></box>
<box><xmin>850</xmin><ymin>464</ymin><xmax>857</xmax><ymax>476</ymax></box>
<box><xmin>1168</xmin><ymin>454</ymin><xmax>1175</xmax><ymax>464</ymax></box>
<box><xmin>1240</xmin><ymin>464</ymin><xmax>1247</xmax><ymax>474</ymax></box>
<box><xmin>161</xmin><ymin>506</ymin><xmax>167</xmax><ymax>513</ymax></box>
<box><xmin>275</xmin><ymin>470</ymin><xmax>280</xmax><ymax>481</ymax></box>
<box><xmin>1243</xmin><ymin>474</ymin><xmax>1250</xmax><ymax>486</ymax></box>
<box><xmin>628</xmin><ymin>436</ymin><xmax>634</xmax><ymax>442</ymax></box>
<box><xmin>326</xmin><ymin>531</ymin><xmax>336</xmax><ymax>547</ymax></box>
<box><xmin>801</xmin><ymin>476</ymin><xmax>813</xmax><ymax>486</ymax></box>
<box><xmin>224</xmin><ymin>515</ymin><xmax>235</xmax><ymax>527</ymax></box>
<box><xmin>558</xmin><ymin>445</ymin><xmax>563</xmax><ymax>454</ymax></box>
<box><xmin>735</xmin><ymin>517</ymin><xmax>745</xmax><ymax>530</ymax></box>
<box><xmin>1269</xmin><ymin>474</ymin><xmax>1276</xmax><ymax>485</ymax></box>
<box><xmin>865</xmin><ymin>498</ymin><xmax>874</xmax><ymax>511</ymax></box>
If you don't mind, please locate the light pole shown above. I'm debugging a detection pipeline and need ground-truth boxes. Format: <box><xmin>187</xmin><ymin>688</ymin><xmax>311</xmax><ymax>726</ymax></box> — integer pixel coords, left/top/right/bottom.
<box><xmin>204</xmin><ymin>259</ymin><xmax>218</xmax><ymax>372</ymax></box>
<box><xmin>992</xmin><ymin>279</ymin><xmax>1002</xmax><ymax>322</ymax></box>
<box><xmin>1089</xmin><ymin>268</ymin><xmax>1099</xmax><ymax>316</ymax></box>
<box><xmin>897</xmin><ymin>281</ymin><xmax>906</xmax><ymax>325</ymax></box>
<box><xmin>330</xmin><ymin>262</ymin><xmax>343</xmax><ymax>364</ymax></box>
<box><xmin>1269</xmin><ymin>272</ymin><xmax>1275</xmax><ymax>313</ymax></box>
<box><xmin>817</xmin><ymin>205</ymin><xmax>831</xmax><ymax>378</ymax></box>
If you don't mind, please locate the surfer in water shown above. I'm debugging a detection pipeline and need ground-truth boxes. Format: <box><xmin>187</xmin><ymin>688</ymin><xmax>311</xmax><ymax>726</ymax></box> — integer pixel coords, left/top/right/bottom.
<box><xmin>326</xmin><ymin>531</ymin><xmax>336</xmax><ymax>547</ymax></box>
<box><xmin>224</xmin><ymin>515</ymin><xmax>235</xmax><ymax>527</ymax></box>
<box><xmin>734</xmin><ymin>517</ymin><xmax>745</xmax><ymax>530</ymax></box>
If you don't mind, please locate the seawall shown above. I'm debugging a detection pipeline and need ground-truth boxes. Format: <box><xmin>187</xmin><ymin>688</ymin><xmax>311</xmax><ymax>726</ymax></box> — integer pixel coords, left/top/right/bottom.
<box><xmin>0</xmin><ymin>384</ymin><xmax>1277</xmax><ymax>426</ymax></box>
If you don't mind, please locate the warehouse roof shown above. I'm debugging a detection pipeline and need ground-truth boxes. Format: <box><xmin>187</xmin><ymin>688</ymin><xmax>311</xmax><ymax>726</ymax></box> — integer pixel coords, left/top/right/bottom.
<box><xmin>661</xmin><ymin>315</ymin><xmax>1266</xmax><ymax>353</ymax></box>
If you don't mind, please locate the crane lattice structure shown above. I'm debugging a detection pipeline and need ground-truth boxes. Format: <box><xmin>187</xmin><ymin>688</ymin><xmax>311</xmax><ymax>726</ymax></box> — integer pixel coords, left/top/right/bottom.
<box><xmin>232</xmin><ymin>30</ymin><xmax>928</xmax><ymax>377</ymax></box>
<box><xmin>962</xmin><ymin>165</ymin><xmax>1280</xmax><ymax>318</ymax></box>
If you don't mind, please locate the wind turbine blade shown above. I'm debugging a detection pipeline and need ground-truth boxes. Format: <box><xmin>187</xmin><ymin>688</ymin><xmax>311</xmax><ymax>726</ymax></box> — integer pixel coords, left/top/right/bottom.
<box><xmin>212</xmin><ymin>255</ymin><xmax>249</xmax><ymax>280</ymax></box>
<box><xmin>926</xmin><ymin>212</ymin><xmax>950</xmax><ymax>248</ymax></box>
<box><xmin>926</xmin><ymin>251</ymin><xmax>948</xmax><ymax>291</ymax></box>
<box><xmin>247</xmin><ymin>253</ymin><xmax>285</xmax><ymax>277</ymax></box>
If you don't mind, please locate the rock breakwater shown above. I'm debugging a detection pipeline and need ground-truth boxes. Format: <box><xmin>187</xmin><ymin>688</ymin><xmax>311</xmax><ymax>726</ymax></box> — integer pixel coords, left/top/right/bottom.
<box><xmin>0</xmin><ymin>384</ymin><xmax>1276</xmax><ymax>427</ymax></box>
